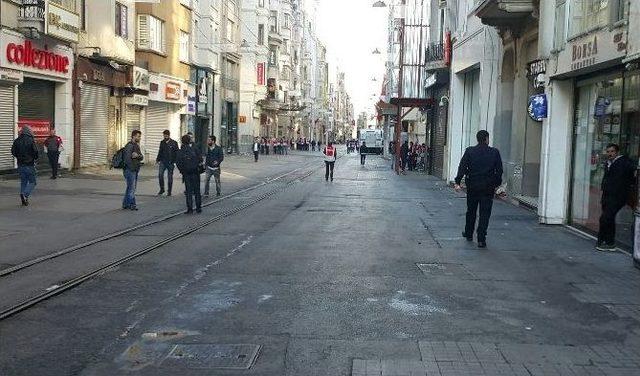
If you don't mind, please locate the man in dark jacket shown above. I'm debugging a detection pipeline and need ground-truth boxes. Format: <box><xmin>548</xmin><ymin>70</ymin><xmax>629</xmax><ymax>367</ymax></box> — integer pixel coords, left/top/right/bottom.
<box><xmin>204</xmin><ymin>135</ymin><xmax>224</xmax><ymax>197</ymax></box>
<box><xmin>176</xmin><ymin>134</ymin><xmax>203</xmax><ymax>214</ymax></box>
<box><xmin>122</xmin><ymin>130</ymin><xmax>144</xmax><ymax>210</ymax></box>
<box><xmin>360</xmin><ymin>141</ymin><xmax>367</xmax><ymax>165</ymax></box>
<box><xmin>11</xmin><ymin>126</ymin><xmax>39</xmax><ymax>206</ymax></box>
<box><xmin>400</xmin><ymin>141</ymin><xmax>409</xmax><ymax>173</ymax></box>
<box><xmin>156</xmin><ymin>129</ymin><xmax>178</xmax><ymax>196</ymax></box>
<box><xmin>597</xmin><ymin>143</ymin><xmax>636</xmax><ymax>251</ymax></box>
<box><xmin>454</xmin><ymin>130</ymin><xmax>503</xmax><ymax>248</ymax></box>
<box><xmin>43</xmin><ymin>128</ymin><xmax>63</xmax><ymax>179</ymax></box>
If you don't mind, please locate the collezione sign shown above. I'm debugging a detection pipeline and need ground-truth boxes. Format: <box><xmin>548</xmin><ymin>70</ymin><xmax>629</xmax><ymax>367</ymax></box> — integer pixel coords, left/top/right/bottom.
<box><xmin>6</xmin><ymin>40</ymin><xmax>70</xmax><ymax>74</ymax></box>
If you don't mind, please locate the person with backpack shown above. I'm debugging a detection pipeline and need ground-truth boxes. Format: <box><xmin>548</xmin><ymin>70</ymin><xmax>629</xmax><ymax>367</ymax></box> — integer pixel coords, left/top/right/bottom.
<box><xmin>176</xmin><ymin>134</ymin><xmax>204</xmax><ymax>214</ymax></box>
<box><xmin>121</xmin><ymin>130</ymin><xmax>144</xmax><ymax>210</ymax></box>
<box><xmin>43</xmin><ymin>128</ymin><xmax>63</xmax><ymax>179</ymax></box>
<box><xmin>323</xmin><ymin>141</ymin><xmax>337</xmax><ymax>181</ymax></box>
<box><xmin>156</xmin><ymin>129</ymin><xmax>179</xmax><ymax>196</ymax></box>
<box><xmin>204</xmin><ymin>135</ymin><xmax>224</xmax><ymax>197</ymax></box>
<box><xmin>11</xmin><ymin>126</ymin><xmax>39</xmax><ymax>206</ymax></box>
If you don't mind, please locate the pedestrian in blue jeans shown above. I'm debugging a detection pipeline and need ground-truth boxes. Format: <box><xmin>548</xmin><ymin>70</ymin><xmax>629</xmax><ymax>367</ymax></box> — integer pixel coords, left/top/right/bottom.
<box><xmin>155</xmin><ymin>129</ymin><xmax>178</xmax><ymax>196</ymax></box>
<box><xmin>122</xmin><ymin>130</ymin><xmax>144</xmax><ymax>210</ymax></box>
<box><xmin>11</xmin><ymin>125</ymin><xmax>39</xmax><ymax>206</ymax></box>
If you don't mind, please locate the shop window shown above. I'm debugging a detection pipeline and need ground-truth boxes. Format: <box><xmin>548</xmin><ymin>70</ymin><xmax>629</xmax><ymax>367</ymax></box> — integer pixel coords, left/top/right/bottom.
<box><xmin>115</xmin><ymin>2</ymin><xmax>128</xmax><ymax>39</ymax></box>
<box><xmin>569</xmin><ymin>0</ymin><xmax>626</xmax><ymax>38</ymax></box>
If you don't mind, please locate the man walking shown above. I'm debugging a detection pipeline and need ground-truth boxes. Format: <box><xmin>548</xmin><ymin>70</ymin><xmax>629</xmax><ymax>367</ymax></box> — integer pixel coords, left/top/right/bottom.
<box><xmin>123</xmin><ymin>130</ymin><xmax>144</xmax><ymax>210</ymax></box>
<box><xmin>596</xmin><ymin>143</ymin><xmax>636</xmax><ymax>251</ymax></box>
<box><xmin>323</xmin><ymin>141</ymin><xmax>337</xmax><ymax>181</ymax></box>
<box><xmin>156</xmin><ymin>130</ymin><xmax>178</xmax><ymax>196</ymax></box>
<box><xmin>204</xmin><ymin>135</ymin><xmax>224</xmax><ymax>197</ymax></box>
<box><xmin>253</xmin><ymin>137</ymin><xmax>260</xmax><ymax>162</ymax></box>
<box><xmin>360</xmin><ymin>141</ymin><xmax>367</xmax><ymax>165</ymax></box>
<box><xmin>176</xmin><ymin>134</ymin><xmax>203</xmax><ymax>214</ymax></box>
<box><xmin>11</xmin><ymin>126</ymin><xmax>39</xmax><ymax>206</ymax></box>
<box><xmin>43</xmin><ymin>128</ymin><xmax>63</xmax><ymax>179</ymax></box>
<box><xmin>454</xmin><ymin>130</ymin><xmax>503</xmax><ymax>248</ymax></box>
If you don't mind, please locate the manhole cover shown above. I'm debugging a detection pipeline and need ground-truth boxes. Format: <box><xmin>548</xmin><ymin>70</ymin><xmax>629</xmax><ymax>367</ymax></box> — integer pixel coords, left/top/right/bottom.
<box><xmin>161</xmin><ymin>344</ymin><xmax>261</xmax><ymax>370</ymax></box>
<box><xmin>416</xmin><ymin>263</ymin><xmax>474</xmax><ymax>277</ymax></box>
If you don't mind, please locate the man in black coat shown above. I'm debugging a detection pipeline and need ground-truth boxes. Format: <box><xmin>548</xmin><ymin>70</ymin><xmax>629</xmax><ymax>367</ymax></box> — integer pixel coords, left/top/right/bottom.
<box><xmin>204</xmin><ymin>135</ymin><xmax>224</xmax><ymax>197</ymax></box>
<box><xmin>597</xmin><ymin>143</ymin><xmax>636</xmax><ymax>251</ymax></box>
<box><xmin>156</xmin><ymin>129</ymin><xmax>179</xmax><ymax>196</ymax></box>
<box><xmin>454</xmin><ymin>130</ymin><xmax>503</xmax><ymax>248</ymax></box>
<box><xmin>11</xmin><ymin>126</ymin><xmax>39</xmax><ymax>206</ymax></box>
<box><xmin>176</xmin><ymin>134</ymin><xmax>203</xmax><ymax>214</ymax></box>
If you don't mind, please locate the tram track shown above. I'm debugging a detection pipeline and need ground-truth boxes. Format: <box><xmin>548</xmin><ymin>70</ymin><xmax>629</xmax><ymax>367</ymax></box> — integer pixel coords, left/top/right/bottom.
<box><xmin>0</xmin><ymin>166</ymin><xmax>316</xmax><ymax>321</ymax></box>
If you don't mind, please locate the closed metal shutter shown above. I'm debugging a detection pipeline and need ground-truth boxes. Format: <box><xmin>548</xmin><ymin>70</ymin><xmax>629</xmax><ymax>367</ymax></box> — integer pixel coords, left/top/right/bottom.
<box><xmin>431</xmin><ymin>86</ymin><xmax>447</xmax><ymax>179</ymax></box>
<box><xmin>80</xmin><ymin>84</ymin><xmax>110</xmax><ymax>167</ymax></box>
<box><xmin>0</xmin><ymin>86</ymin><xmax>15</xmax><ymax>170</ymax></box>
<box><xmin>145</xmin><ymin>102</ymin><xmax>168</xmax><ymax>160</ymax></box>
<box><xmin>127</xmin><ymin>106</ymin><xmax>141</xmax><ymax>137</ymax></box>
<box><xmin>19</xmin><ymin>78</ymin><xmax>55</xmax><ymax>169</ymax></box>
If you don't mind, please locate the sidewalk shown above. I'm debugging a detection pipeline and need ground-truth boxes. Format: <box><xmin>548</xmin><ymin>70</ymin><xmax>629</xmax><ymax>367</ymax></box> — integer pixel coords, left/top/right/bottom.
<box><xmin>0</xmin><ymin>153</ymin><xmax>322</xmax><ymax>269</ymax></box>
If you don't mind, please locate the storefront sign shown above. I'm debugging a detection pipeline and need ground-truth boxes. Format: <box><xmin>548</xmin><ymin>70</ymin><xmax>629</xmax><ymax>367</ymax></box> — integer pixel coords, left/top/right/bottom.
<box><xmin>239</xmin><ymin>115</ymin><xmax>247</xmax><ymax>123</ymax></box>
<box><xmin>197</xmin><ymin>76</ymin><xmax>207</xmax><ymax>103</ymax></box>
<box><xmin>19</xmin><ymin>0</ymin><xmax>45</xmax><ymax>21</ymax></box>
<box><xmin>527</xmin><ymin>59</ymin><xmax>547</xmax><ymax>76</ymax></box>
<box><xmin>92</xmin><ymin>69</ymin><xmax>105</xmax><ymax>82</ymax></box>
<box><xmin>554</xmin><ymin>28</ymin><xmax>626</xmax><ymax>77</ymax></box>
<box><xmin>126</xmin><ymin>94</ymin><xmax>149</xmax><ymax>106</ymax></box>
<box><xmin>18</xmin><ymin>119</ymin><xmax>50</xmax><ymax>140</ymax></box>
<box><xmin>528</xmin><ymin>94</ymin><xmax>547</xmax><ymax>122</ymax></box>
<box><xmin>46</xmin><ymin>2</ymin><xmax>80</xmax><ymax>43</ymax></box>
<box><xmin>132</xmin><ymin>66</ymin><xmax>150</xmax><ymax>91</ymax></box>
<box><xmin>0</xmin><ymin>31</ymin><xmax>73</xmax><ymax>80</ymax></box>
<box><xmin>165</xmin><ymin>82</ymin><xmax>181</xmax><ymax>100</ymax></box>
<box><xmin>257</xmin><ymin>63</ymin><xmax>265</xmax><ymax>85</ymax></box>
<box><xmin>0</xmin><ymin>68</ymin><xmax>24</xmax><ymax>84</ymax></box>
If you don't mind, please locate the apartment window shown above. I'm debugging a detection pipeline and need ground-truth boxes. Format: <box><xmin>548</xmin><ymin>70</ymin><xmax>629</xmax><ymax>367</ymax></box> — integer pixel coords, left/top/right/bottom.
<box><xmin>115</xmin><ymin>2</ymin><xmax>128</xmax><ymax>38</ymax></box>
<box><xmin>50</xmin><ymin>0</ymin><xmax>76</xmax><ymax>11</ymax></box>
<box><xmin>258</xmin><ymin>0</ymin><xmax>265</xmax><ymax>7</ymax></box>
<box><xmin>258</xmin><ymin>24</ymin><xmax>265</xmax><ymax>45</ymax></box>
<box><xmin>554</xmin><ymin>0</ymin><xmax>567</xmax><ymax>50</ymax></box>
<box><xmin>226</xmin><ymin>19</ymin><xmax>235</xmax><ymax>42</ymax></box>
<box><xmin>270</xmin><ymin>11</ymin><xmax>278</xmax><ymax>33</ymax></box>
<box><xmin>179</xmin><ymin>31</ymin><xmax>190</xmax><ymax>62</ymax></box>
<box><xmin>80</xmin><ymin>0</ymin><xmax>86</xmax><ymax>30</ymax></box>
<box><xmin>138</xmin><ymin>15</ymin><xmax>165</xmax><ymax>54</ymax></box>
<box><xmin>569</xmin><ymin>0</ymin><xmax>625</xmax><ymax>37</ymax></box>
<box><xmin>283</xmin><ymin>13</ymin><xmax>290</xmax><ymax>29</ymax></box>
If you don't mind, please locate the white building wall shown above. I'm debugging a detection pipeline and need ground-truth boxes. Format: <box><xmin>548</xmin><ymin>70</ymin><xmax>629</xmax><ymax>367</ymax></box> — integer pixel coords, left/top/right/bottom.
<box><xmin>79</xmin><ymin>0</ymin><xmax>136</xmax><ymax>63</ymax></box>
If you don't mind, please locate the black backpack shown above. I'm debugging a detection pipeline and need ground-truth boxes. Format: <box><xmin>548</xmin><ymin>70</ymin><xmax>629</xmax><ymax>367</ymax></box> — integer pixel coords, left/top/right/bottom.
<box><xmin>178</xmin><ymin>146</ymin><xmax>201</xmax><ymax>174</ymax></box>
<box><xmin>111</xmin><ymin>147</ymin><xmax>126</xmax><ymax>169</ymax></box>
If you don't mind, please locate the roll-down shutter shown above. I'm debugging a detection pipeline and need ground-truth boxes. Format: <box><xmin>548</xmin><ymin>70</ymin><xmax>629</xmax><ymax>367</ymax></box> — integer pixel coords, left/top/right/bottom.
<box><xmin>127</xmin><ymin>106</ymin><xmax>141</xmax><ymax>137</ymax></box>
<box><xmin>145</xmin><ymin>102</ymin><xmax>168</xmax><ymax>159</ymax></box>
<box><xmin>80</xmin><ymin>84</ymin><xmax>110</xmax><ymax>167</ymax></box>
<box><xmin>0</xmin><ymin>86</ymin><xmax>15</xmax><ymax>170</ymax></box>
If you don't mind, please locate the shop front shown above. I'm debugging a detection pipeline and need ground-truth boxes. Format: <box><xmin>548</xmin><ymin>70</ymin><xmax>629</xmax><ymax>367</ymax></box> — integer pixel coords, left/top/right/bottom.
<box><xmin>553</xmin><ymin>27</ymin><xmax>638</xmax><ymax>247</ymax></box>
<box><xmin>75</xmin><ymin>56</ymin><xmax>128</xmax><ymax>168</ymax></box>
<box><xmin>0</xmin><ymin>29</ymin><xmax>74</xmax><ymax>172</ymax></box>
<box><xmin>189</xmin><ymin>67</ymin><xmax>213</xmax><ymax>153</ymax></box>
<box><xmin>146</xmin><ymin>73</ymin><xmax>188</xmax><ymax>161</ymax></box>
<box><xmin>425</xmin><ymin>72</ymin><xmax>449</xmax><ymax>178</ymax></box>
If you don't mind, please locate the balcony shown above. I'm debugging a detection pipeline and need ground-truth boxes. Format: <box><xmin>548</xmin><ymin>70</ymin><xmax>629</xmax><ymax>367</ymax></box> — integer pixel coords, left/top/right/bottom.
<box><xmin>473</xmin><ymin>0</ymin><xmax>536</xmax><ymax>35</ymax></box>
<box><xmin>424</xmin><ymin>41</ymin><xmax>450</xmax><ymax>72</ymax></box>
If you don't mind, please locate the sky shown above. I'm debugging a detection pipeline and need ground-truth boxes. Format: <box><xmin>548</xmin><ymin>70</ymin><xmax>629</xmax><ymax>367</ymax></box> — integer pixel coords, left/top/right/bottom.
<box><xmin>314</xmin><ymin>0</ymin><xmax>389</xmax><ymax>119</ymax></box>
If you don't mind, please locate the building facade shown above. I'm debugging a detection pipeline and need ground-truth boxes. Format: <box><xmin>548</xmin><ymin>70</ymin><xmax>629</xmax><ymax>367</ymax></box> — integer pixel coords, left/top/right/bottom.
<box><xmin>0</xmin><ymin>0</ymin><xmax>78</xmax><ymax>173</ymax></box>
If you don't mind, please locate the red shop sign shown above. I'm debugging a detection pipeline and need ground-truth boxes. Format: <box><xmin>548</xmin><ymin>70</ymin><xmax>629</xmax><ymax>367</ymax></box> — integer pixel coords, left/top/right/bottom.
<box><xmin>18</xmin><ymin>119</ymin><xmax>51</xmax><ymax>140</ymax></box>
<box><xmin>257</xmin><ymin>63</ymin><xmax>265</xmax><ymax>85</ymax></box>
<box><xmin>6</xmin><ymin>40</ymin><xmax>70</xmax><ymax>74</ymax></box>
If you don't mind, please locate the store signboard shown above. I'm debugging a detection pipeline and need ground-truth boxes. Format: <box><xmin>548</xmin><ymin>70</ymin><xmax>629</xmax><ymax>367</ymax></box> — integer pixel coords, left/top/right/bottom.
<box><xmin>187</xmin><ymin>85</ymin><xmax>196</xmax><ymax>115</ymax></box>
<box><xmin>554</xmin><ymin>28</ymin><xmax>626</xmax><ymax>77</ymax></box>
<box><xmin>528</xmin><ymin>94</ymin><xmax>547</xmax><ymax>122</ymax></box>
<box><xmin>148</xmin><ymin>73</ymin><xmax>187</xmax><ymax>105</ymax></box>
<box><xmin>126</xmin><ymin>94</ymin><xmax>149</xmax><ymax>106</ymax></box>
<box><xmin>46</xmin><ymin>2</ymin><xmax>80</xmax><ymax>43</ymax></box>
<box><xmin>257</xmin><ymin>63</ymin><xmax>265</xmax><ymax>85</ymax></box>
<box><xmin>18</xmin><ymin>119</ymin><xmax>50</xmax><ymax>140</ymax></box>
<box><xmin>132</xmin><ymin>66</ymin><xmax>150</xmax><ymax>91</ymax></box>
<box><xmin>0</xmin><ymin>30</ymin><xmax>73</xmax><ymax>80</ymax></box>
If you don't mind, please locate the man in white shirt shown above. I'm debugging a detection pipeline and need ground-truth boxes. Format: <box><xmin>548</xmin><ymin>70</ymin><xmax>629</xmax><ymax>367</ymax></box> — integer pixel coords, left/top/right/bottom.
<box><xmin>253</xmin><ymin>137</ymin><xmax>260</xmax><ymax>162</ymax></box>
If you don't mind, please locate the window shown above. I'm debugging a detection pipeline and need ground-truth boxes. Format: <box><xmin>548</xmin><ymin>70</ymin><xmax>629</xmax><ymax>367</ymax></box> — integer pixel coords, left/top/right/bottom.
<box><xmin>138</xmin><ymin>15</ymin><xmax>165</xmax><ymax>54</ymax></box>
<box><xmin>50</xmin><ymin>0</ymin><xmax>76</xmax><ymax>11</ymax></box>
<box><xmin>226</xmin><ymin>19</ymin><xmax>235</xmax><ymax>42</ymax></box>
<box><xmin>258</xmin><ymin>24</ymin><xmax>265</xmax><ymax>45</ymax></box>
<box><xmin>115</xmin><ymin>2</ymin><xmax>128</xmax><ymax>38</ymax></box>
<box><xmin>283</xmin><ymin>13</ymin><xmax>290</xmax><ymax>29</ymax></box>
<box><xmin>258</xmin><ymin>0</ymin><xmax>265</xmax><ymax>7</ymax></box>
<box><xmin>179</xmin><ymin>30</ymin><xmax>190</xmax><ymax>62</ymax></box>
<box><xmin>269</xmin><ymin>11</ymin><xmax>278</xmax><ymax>33</ymax></box>
<box><xmin>568</xmin><ymin>0</ymin><xmax>624</xmax><ymax>37</ymax></box>
<box><xmin>554</xmin><ymin>0</ymin><xmax>567</xmax><ymax>49</ymax></box>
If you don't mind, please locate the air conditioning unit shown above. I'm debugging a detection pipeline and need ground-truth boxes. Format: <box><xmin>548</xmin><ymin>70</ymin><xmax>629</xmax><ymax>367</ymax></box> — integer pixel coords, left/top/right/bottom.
<box><xmin>438</xmin><ymin>0</ymin><xmax>447</xmax><ymax>9</ymax></box>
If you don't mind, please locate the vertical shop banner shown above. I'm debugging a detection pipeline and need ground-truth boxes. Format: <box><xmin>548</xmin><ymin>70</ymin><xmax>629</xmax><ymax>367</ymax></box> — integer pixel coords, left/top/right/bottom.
<box><xmin>18</xmin><ymin>119</ymin><xmax>50</xmax><ymax>140</ymax></box>
<box><xmin>257</xmin><ymin>63</ymin><xmax>265</xmax><ymax>86</ymax></box>
<box><xmin>528</xmin><ymin>94</ymin><xmax>547</xmax><ymax>122</ymax></box>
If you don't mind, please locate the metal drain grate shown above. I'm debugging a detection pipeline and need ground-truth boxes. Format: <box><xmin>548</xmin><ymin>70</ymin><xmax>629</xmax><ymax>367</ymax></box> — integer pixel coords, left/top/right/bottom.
<box><xmin>416</xmin><ymin>263</ymin><xmax>474</xmax><ymax>277</ymax></box>
<box><xmin>162</xmin><ymin>343</ymin><xmax>261</xmax><ymax>370</ymax></box>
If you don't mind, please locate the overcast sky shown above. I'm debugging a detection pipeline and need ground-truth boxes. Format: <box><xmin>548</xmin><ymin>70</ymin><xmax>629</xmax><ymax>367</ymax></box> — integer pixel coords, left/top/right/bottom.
<box><xmin>314</xmin><ymin>0</ymin><xmax>388</xmax><ymax>119</ymax></box>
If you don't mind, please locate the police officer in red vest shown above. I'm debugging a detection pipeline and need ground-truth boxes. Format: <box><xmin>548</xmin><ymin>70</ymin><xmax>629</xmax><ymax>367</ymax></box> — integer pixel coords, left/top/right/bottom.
<box><xmin>323</xmin><ymin>142</ymin><xmax>337</xmax><ymax>181</ymax></box>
